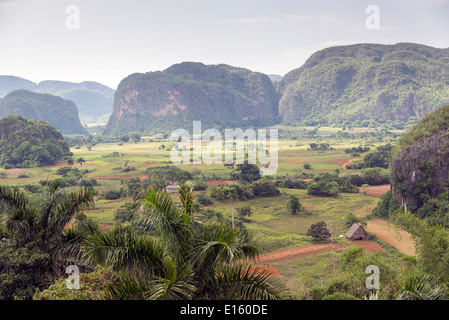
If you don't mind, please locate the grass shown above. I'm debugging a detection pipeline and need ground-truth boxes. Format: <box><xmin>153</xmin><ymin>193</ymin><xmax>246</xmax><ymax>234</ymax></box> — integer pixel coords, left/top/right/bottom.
<box><xmin>0</xmin><ymin>125</ymin><xmax>410</xmax><ymax>299</ymax></box>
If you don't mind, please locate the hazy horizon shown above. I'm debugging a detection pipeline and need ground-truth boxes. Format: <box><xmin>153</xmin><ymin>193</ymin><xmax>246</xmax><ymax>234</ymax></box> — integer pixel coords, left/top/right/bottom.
<box><xmin>1</xmin><ymin>0</ymin><xmax>448</xmax><ymax>89</ymax></box>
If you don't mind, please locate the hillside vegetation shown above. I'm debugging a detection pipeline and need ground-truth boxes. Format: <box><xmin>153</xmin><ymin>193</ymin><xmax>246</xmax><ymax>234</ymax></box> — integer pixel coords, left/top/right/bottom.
<box><xmin>0</xmin><ymin>90</ymin><xmax>87</xmax><ymax>134</ymax></box>
<box><xmin>104</xmin><ymin>62</ymin><xmax>280</xmax><ymax>134</ymax></box>
<box><xmin>0</xmin><ymin>115</ymin><xmax>72</xmax><ymax>168</ymax></box>
<box><xmin>389</xmin><ymin>105</ymin><xmax>449</xmax><ymax>227</ymax></box>
<box><xmin>278</xmin><ymin>43</ymin><xmax>449</xmax><ymax>126</ymax></box>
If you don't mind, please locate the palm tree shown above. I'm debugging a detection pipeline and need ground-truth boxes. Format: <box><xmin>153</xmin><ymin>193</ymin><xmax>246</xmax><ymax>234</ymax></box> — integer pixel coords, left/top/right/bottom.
<box><xmin>82</xmin><ymin>184</ymin><xmax>289</xmax><ymax>300</ymax></box>
<box><xmin>397</xmin><ymin>273</ymin><xmax>448</xmax><ymax>300</ymax></box>
<box><xmin>0</xmin><ymin>181</ymin><xmax>98</xmax><ymax>273</ymax></box>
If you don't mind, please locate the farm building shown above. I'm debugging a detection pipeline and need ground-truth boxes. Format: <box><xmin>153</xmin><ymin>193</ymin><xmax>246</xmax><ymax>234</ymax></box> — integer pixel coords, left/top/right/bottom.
<box><xmin>346</xmin><ymin>223</ymin><xmax>371</xmax><ymax>241</ymax></box>
<box><xmin>165</xmin><ymin>184</ymin><xmax>181</xmax><ymax>193</ymax></box>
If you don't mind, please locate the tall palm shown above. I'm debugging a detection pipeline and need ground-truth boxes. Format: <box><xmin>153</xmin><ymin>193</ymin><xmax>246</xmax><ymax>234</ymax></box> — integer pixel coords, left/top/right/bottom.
<box><xmin>82</xmin><ymin>185</ymin><xmax>289</xmax><ymax>300</ymax></box>
<box><xmin>0</xmin><ymin>181</ymin><xmax>97</xmax><ymax>272</ymax></box>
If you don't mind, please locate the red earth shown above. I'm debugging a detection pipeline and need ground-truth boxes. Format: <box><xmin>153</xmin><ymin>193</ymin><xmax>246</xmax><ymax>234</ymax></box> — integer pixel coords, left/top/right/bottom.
<box><xmin>93</xmin><ymin>174</ymin><xmax>148</xmax><ymax>180</ymax></box>
<box><xmin>349</xmin><ymin>240</ymin><xmax>386</xmax><ymax>252</ymax></box>
<box><xmin>255</xmin><ymin>243</ymin><xmax>347</xmax><ymax>265</ymax></box>
<box><xmin>358</xmin><ymin>184</ymin><xmax>390</xmax><ymax>196</ymax></box>
<box><xmin>206</xmin><ymin>180</ymin><xmax>239</xmax><ymax>186</ymax></box>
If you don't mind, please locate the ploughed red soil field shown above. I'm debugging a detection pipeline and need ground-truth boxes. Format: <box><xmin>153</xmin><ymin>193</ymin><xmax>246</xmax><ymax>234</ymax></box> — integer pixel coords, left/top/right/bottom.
<box><xmin>349</xmin><ymin>240</ymin><xmax>386</xmax><ymax>252</ymax></box>
<box><xmin>358</xmin><ymin>185</ymin><xmax>390</xmax><ymax>196</ymax></box>
<box><xmin>206</xmin><ymin>180</ymin><xmax>238</xmax><ymax>186</ymax></box>
<box><xmin>255</xmin><ymin>243</ymin><xmax>348</xmax><ymax>264</ymax></box>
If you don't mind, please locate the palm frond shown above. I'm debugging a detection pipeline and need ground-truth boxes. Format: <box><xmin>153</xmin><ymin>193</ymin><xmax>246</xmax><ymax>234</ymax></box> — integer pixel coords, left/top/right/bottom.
<box><xmin>208</xmin><ymin>263</ymin><xmax>290</xmax><ymax>300</ymax></box>
<box><xmin>147</xmin><ymin>257</ymin><xmax>197</xmax><ymax>300</ymax></box>
<box><xmin>104</xmin><ymin>271</ymin><xmax>154</xmax><ymax>300</ymax></box>
<box><xmin>139</xmin><ymin>188</ymin><xmax>191</xmax><ymax>262</ymax></box>
<box><xmin>49</xmin><ymin>186</ymin><xmax>97</xmax><ymax>236</ymax></box>
<box><xmin>190</xmin><ymin>223</ymin><xmax>261</xmax><ymax>269</ymax></box>
<box><xmin>397</xmin><ymin>273</ymin><xmax>448</xmax><ymax>300</ymax></box>
<box><xmin>83</xmin><ymin>226</ymin><xmax>165</xmax><ymax>274</ymax></box>
<box><xmin>0</xmin><ymin>185</ymin><xmax>33</xmax><ymax>216</ymax></box>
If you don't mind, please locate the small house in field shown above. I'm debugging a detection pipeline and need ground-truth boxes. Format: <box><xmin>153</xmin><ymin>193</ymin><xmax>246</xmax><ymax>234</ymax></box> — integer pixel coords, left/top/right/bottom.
<box><xmin>165</xmin><ymin>185</ymin><xmax>181</xmax><ymax>193</ymax></box>
<box><xmin>346</xmin><ymin>223</ymin><xmax>370</xmax><ymax>241</ymax></box>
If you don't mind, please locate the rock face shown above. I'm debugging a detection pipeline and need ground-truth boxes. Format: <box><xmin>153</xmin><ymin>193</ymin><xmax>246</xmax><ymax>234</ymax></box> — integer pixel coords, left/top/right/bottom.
<box><xmin>391</xmin><ymin>105</ymin><xmax>449</xmax><ymax>212</ymax></box>
<box><xmin>0</xmin><ymin>90</ymin><xmax>87</xmax><ymax>135</ymax></box>
<box><xmin>104</xmin><ymin>62</ymin><xmax>280</xmax><ymax>134</ymax></box>
<box><xmin>278</xmin><ymin>43</ymin><xmax>449</xmax><ymax>125</ymax></box>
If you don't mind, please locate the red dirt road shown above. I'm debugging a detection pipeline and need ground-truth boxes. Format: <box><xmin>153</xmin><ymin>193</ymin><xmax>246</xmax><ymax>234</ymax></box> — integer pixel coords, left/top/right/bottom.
<box><xmin>255</xmin><ymin>243</ymin><xmax>348</xmax><ymax>264</ymax></box>
<box><xmin>342</xmin><ymin>159</ymin><xmax>354</xmax><ymax>170</ymax></box>
<box><xmin>206</xmin><ymin>180</ymin><xmax>238</xmax><ymax>186</ymax></box>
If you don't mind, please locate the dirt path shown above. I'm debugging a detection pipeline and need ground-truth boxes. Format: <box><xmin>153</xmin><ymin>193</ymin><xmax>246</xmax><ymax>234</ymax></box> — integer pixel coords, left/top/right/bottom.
<box><xmin>358</xmin><ymin>184</ymin><xmax>390</xmax><ymax>196</ymax></box>
<box><xmin>6</xmin><ymin>168</ymin><xmax>25</xmax><ymax>175</ymax></box>
<box><xmin>342</xmin><ymin>159</ymin><xmax>353</xmax><ymax>170</ymax></box>
<box><xmin>255</xmin><ymin>243</ymin><xmax>348</xmax><ymax>264</ymax></box>
<box><xmin>206</xmin><ymin>180</ymin><xmax>238</xmax><ymax>186</ymax></box>
<box><xmin>93</xmin><ymin>174</ymin><xmax>148</xmax><ymax>180</ymax></box>
<box><xmin>366</xmin><ymin>219</ymin><xmax>416</xmax><ymax>256</ymax></box>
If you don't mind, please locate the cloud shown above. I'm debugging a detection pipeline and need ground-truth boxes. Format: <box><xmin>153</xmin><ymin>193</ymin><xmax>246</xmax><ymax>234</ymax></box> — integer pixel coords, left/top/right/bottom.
<box><xmin>216</xmin><ymin>13</ymin><xmax>342</xmax><ymax>25</ymax></box>
<box><xmin>0</xmin><ymin>2</ymin><xmax>17</xmax><ymax>11</ymax></box>
<box><xmin>413</xmin><ymin>0</ymin><xmax>449</xmax><ymax>3</ymax></box>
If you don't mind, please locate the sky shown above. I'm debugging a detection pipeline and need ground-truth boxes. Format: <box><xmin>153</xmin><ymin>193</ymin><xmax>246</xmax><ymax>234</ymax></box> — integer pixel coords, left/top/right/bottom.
<box><xmin>0</xmin><ymin>0</ymin><xmax>448</xmax><ymax>89</ymax></box>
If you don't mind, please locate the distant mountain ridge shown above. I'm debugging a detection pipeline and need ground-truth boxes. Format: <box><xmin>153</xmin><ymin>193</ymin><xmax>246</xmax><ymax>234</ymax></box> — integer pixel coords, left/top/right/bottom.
<box><xmin>0</xmin><ymin>90</ymin><xmax>87</xmax><ymax>135</ymax></box>
<box><xmin>278</xmin><ymin>42</ymin><xmax>449</xmax><ymax>126</ymax></box>
<box><xmin>0</xmin><ymin>76</ymin><xmax>114</xmax><ymax>123</ymax></box>
<box><xmin>104</xmin><ymin>62</ymin><xmax>280</xmax><ymax>135</ymax></box>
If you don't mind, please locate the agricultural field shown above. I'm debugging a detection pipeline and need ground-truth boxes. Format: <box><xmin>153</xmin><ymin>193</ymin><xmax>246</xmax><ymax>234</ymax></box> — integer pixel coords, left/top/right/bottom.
<box><xmin>0</xmin><ymin>125</ymin><xmax>414</xmax><ymax>299</ymax></box>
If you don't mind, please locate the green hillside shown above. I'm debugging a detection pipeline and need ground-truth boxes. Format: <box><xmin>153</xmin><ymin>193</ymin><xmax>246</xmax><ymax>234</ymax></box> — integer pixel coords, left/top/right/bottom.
<box><xmin>279</xmin><ymin>43</ymin><xmax>449</xmax><ymax>126</ymax></box>
<box><xmin>0</xmin><ymin>90</ymin><xmax>87</xmax><ymax>135</ymax></box>
<box><xmin>389</xmin><ymin>105</ymin><xmax>449</xmax><ymax>227</ymax></box>
<box><xmin>104</xmin><ymin>62</ymin><xmax>280</xmax><ymax>135</ymax></box>
<box><xmin>0</xmin><ymin>115</ymin><xmax>72</xmax><ymax>168</ymax></box>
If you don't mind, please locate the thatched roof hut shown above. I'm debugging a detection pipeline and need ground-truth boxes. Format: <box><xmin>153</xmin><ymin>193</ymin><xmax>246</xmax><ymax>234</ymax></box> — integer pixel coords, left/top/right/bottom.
<box><xmin>346</xmin><ymin>223</ymin><xmax>370</xmax><ymax>241</ymax></box>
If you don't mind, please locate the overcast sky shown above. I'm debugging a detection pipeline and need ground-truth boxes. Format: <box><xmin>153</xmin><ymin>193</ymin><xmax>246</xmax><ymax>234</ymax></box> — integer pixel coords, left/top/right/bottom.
<box><xmin>0</xmin><ymin>0</ymin><xmax>448</xmax><ymax>89</ymax></box>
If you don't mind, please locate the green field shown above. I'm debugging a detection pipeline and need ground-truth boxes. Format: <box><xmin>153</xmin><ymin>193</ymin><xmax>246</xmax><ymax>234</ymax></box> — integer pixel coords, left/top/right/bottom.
<box><xmin>0</xmin><ymin>125</ymin><xmax>405</xmax><ymax>298</ymax></box>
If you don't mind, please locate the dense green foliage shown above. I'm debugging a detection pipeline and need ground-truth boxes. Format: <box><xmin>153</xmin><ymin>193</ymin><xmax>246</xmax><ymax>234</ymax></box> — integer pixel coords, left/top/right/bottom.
<box><xmin>104</xmin><ymin>62</ymin><xmax>280</xmax><ymax>134</ymax></box>
<box><xmin>0</xmin><ymin>183</ymin><xmax>98</xmax><ymax>299</ymax></box>
<box><xmin>0</xmin><ymin>90</ymin><xmax>87</xmax><ymax>134</ymax></box>
<box><xmin>209</xmin><ymin>180</ymin><xmax>280</xmax><ymax>201</ymax></box>
<box><xmin>346</xmin><ymin>144</ymin><xmax>393</xmax><ymax>170</ymax></box>
<box><xmin>390</xmin><ymin>105</ymin><xmax>449</xmax><ymax>226</ymax></box>
<box><xmin>0</xmin><ymin>115</ymin><xmax>73</xmax><ymax>168</ymax></box>
<box><xmin>306</xmin><ymin>221</ymin><xmax>331</xmax><ymax>243</ymax></box>
<box><xmin>80</xmin><ymin>186</ymin><xmax>289</xmax><ymax>300</ymax></box>
<box><xmin>279</xmin><ymin>43</ymin><xmax>449</xmax><ymax>126</ymax></box>
<box><xmin>306</xmin><ymin>173</ymin><xmax>359</xmax><ymax>197</ymax></box>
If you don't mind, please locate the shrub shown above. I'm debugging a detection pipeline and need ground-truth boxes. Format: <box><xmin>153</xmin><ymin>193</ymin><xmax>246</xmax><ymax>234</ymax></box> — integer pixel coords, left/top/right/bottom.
<box><xmin>196</xmin><ymin>193</ymin><xmax>214</xmax><ymax>206</ymax></box>
<box><xmin>103</xmin><ymin>189</ymin><xmax>125</xmax><ymax>200</ymax></box>
<box><xmin>306</xmin><ymin>221</ymin><xmax>331</xmax><ymax>243</ymax></box>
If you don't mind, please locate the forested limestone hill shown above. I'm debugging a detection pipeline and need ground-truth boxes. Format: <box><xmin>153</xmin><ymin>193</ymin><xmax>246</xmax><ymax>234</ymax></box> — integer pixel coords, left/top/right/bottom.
<box><xmin>104</xmin><ymin>62</ymin><xmax>280</xmax><ymax>134</ymax></box>
<box><xmin>278</xmin><ymin>43</ymin><xmax>449</xmax><ymax>126</ymax></box>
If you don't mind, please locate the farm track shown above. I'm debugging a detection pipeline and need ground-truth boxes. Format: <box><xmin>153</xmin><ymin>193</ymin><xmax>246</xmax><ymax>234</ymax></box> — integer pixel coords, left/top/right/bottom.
<box><xmin>255</xmin><ymin>243</ymin><xmax>348</xmax><ymax>264</ymax></box>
